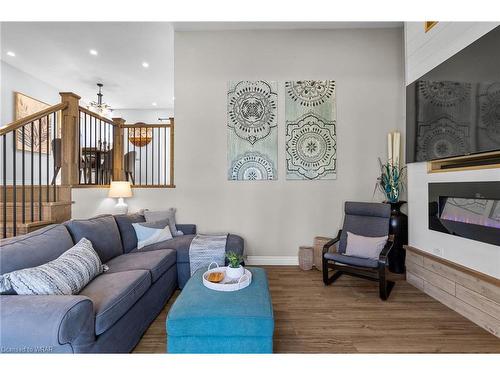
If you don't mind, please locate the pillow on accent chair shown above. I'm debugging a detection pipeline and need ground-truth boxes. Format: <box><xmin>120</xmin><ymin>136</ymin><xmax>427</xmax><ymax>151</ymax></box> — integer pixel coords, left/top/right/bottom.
<box><xmin>143</xmin><ymin>208</ymin><xmax>183</xmax><ymax>236</ymax></box>
<box><xmin>0</xmin><ymin>238</ymin><xmax>107</xmax><ymax>295</ymax></box>
<box><xmin>132</xmin><ymin>220</ymin><xmax>174</xmax><ymax>249</ymax></box>
<box><xmin>344</xmin><ymin>231</ymin><xmax>388</xmax><ymax>260</ymax></box>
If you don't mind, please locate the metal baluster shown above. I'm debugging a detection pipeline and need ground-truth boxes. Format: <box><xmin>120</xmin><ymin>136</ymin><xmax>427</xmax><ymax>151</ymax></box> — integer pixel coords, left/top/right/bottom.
<box><xmin>152</xmin><ymin>128</ymin><xmax>155</xmax><ymax>185</ymax></box>
<box><xmin>38</xmin><ymin>119</ymin><xmax>42</xmax><ymax>221</ymax></box>
<box><xmin>89</xmin><ymin>115</ymin><xmax>93</xmax><ymax>184</ymax></box>
<box><xmin>2</xmin><ymin>134</ymin><xmax>6</xmax><ymax>238</ymax></box>
<box><xmin>46</xmin><ymin>115</ymin><xmax>49</xmax><ymax>202</ymax></box>
<box><xmin>145</xmin><ymin>127</ymin><xmax>148</xmax><ymax>185</ymax></box>
<box><xmin>139</xmin><ymin>127</ymin><xmax>142</xmax><ymax>186</ymax></box>
<box><xmin>22</xmin><ymin>125</ymin><xmax>26</xmax><ymax>223</ymax></box>
<box><xmin>52</xmin><ymin>113</ymin><xmax>57</xmax><ymax>201</ymax></box>
<box><xmin>12</xmin><ymin>129</ymin><xmax>17</xmax><ymax>236</ymax></box>
<box><xmin>164</xmin><ymin>126</ymin><xmax>167</xmax><ymax>186</ymax></box>
<box><xmin>157</xmin><ymin>128</ymin><xmax>160</xmax><ymax>186</ymax></box>
<box><xmin>84</xmin><ymin>114</ymin><xmax>87</xmax><ymax>184</ymax></box>
<box><xmin>133</xmin><ymin>128</ymin><xmax>136</xmax><ymax>187</ymax></box>
<box><xmin>30</xmin><ymin>122</ymin><xmax>34</xmax><ymax>222</ymax></box>
<box><xmin>78</xmin><ymin>111</ymin><xmax>81</xmax><ymax>185</ymax></box>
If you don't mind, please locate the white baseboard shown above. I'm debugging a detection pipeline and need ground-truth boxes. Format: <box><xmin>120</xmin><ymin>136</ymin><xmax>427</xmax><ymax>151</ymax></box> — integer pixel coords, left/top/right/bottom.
<box><xmin>246</xmin><ymin>256</ymin><xmax>298</xmax><ymax>266</ymax></box>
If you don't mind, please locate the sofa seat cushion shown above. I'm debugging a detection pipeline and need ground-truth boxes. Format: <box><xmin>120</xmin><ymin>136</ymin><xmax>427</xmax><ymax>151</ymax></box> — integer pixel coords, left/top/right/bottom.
<box><xmin>106</xmin><ymin>249</ymin><xmax>176</xmax><ymax>282</ymax></box>
<box><xmin>324</xmin><ymin>252</ymin><xmax>379</xmax><ymax>268</ymax></box>
<box><xmin>79</xmin><ymin>270</ymin><xmax>151</xmax><ymax>335</ymax></box>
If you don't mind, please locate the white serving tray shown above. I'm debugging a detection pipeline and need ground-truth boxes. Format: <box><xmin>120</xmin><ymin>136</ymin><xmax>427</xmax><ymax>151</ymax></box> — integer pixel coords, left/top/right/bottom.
<box><xmin>202</xmin><ymin>263</ymin><xmax>252</xmax><ymax>292</ymax></box>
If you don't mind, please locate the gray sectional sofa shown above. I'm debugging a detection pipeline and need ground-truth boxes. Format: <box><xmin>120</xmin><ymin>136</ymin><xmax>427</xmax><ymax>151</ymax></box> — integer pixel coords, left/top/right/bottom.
<box><xmin>0</xmin><ymin>213</ymin><xmax>244</xmax><ymax>353</ymax></box>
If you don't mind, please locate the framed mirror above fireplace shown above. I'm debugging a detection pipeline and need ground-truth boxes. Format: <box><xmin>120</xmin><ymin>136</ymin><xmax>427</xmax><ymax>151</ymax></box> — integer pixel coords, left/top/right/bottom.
<box><xmin>428</xmin><ymin>181</ymin><xmax>500</xmax><ymax>246</ymax></box>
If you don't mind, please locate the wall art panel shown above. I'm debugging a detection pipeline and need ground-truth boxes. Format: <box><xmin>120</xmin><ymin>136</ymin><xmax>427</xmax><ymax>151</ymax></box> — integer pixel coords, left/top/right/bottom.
<box><xmin>227</xmin><ymin>81</ymin><xmax>278</xmax><ymax>180</ymax></box>
<box><xmin>285</xmin><ymin>80</ymin><xmax>337</xmax><ymax>180</ymax></box>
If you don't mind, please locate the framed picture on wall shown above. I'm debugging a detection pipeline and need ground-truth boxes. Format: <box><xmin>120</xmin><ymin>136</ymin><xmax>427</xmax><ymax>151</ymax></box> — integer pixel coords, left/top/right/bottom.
<box><xmin>14</xmin><ymin>92</ymin><xmax>58</xmax><ymax>154</ymax></box>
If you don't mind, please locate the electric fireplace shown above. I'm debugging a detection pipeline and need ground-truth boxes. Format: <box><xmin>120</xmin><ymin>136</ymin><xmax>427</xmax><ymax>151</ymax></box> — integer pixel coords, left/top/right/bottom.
<box><xmin>428</xmin><ymin>181</ymin><xmax>500</xmax><ymax>246</ymax></box>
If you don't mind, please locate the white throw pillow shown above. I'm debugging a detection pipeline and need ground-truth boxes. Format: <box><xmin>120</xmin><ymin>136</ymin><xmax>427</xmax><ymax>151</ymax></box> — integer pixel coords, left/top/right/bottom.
<box><xmin>132</xmin><ymin>221</ymin><xmax>173</xmax><ymax>249</ymax></box>
<box><xmin>345</xmin><ymin>231</ymin><xmax>388</xmax><ymax>260</ymax></box>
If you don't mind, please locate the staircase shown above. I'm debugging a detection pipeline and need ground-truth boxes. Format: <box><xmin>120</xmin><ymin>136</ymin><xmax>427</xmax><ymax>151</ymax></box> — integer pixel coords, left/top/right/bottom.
<box><xmin>0</xmin><ymin>186</ymin><xmax>72</xmax><ymax>239</ymax></box>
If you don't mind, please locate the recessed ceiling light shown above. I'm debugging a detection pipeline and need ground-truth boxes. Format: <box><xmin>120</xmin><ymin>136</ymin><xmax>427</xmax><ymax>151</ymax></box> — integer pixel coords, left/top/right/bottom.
<box><xmin>172</xmin><ymin>97</ymin><xmax>175</xmax><ymax>100</ymax></box>
<box><xmin>142</xmin><ymin>62</ymin><xmax>149</xmax><ymax>68</ymax></box>
<box><xmin>6</xmin><ymin>51</ymin><xmax>15</xmax><ymax>57</ymax></box>
<box><xmin>89</xmin><ymin>49</ymin><xmax>98</xmax><ymax>56</ymax></box>
<box><xmin>151</xmin><ymin>102</ymin><xmax>157</xmax><ymax>106</ymax></box>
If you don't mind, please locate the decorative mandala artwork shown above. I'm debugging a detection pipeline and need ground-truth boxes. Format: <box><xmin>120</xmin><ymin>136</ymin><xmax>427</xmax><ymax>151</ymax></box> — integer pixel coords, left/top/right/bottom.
<box><xmin>477</xmin><ymin>82</ymin><xmax>500</xmax><ymax>145</ymax></box>
<box><xmin>416</xmin><ymin>116</ymin><xmax>470</xmax><ymax>161</ymax></box>
<box><xmin>229</xmin><ymin>152</ymin><xmax>275</xmax><ymax>180</ymax></box>
<box><xmin>415</xmin><ymin>80</ymin><xmax>471</xmax><ymax>160</ymax></box>
<box><xmin>285</xmin><ymin>80</ymin><xmax>335</xmax><ymax>107</ymax></box>
<box><xmin>227</xmin><ymin>81</ymin><xmax>278</xmax><ymax>181</ymax></box>
<box><xmin>228</xmin><ymin>81</ymin><xmax>277</xmax><ymax>145</ymax></box>
<box><xmin>285</xmin><ymin>80</ymin><xmax>336</xmax><ymax>180</ymax></box>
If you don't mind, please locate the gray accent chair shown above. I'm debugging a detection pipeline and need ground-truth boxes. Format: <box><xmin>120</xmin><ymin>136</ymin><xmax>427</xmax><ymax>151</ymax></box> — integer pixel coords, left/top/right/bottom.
<box><xmin>322</xmin><ymin>201</ymin><xmax>395</xmax><ymax>300</ymax></box>
<box><xmin>0</xmin><ymin>214</ymin><xmax>244</xmax><ymax>353</ymax></box>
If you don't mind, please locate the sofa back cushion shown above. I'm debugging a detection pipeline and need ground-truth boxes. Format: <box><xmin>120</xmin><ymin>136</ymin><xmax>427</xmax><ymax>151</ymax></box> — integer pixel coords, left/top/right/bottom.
<box><xmin>0</xmin><ymin>224</ymin><xmax>74</xmax><ymax>275</ymax></box>
<box><xmin>338</xmin><ymin>202</ymin><xmax>391</xmax><ymax>254</ymax></box>
<box><xmin>65</xmin><ymin>215</ymin><xmax>123</xmax><ymax>262</ymax></box>
<box><xmin>114</xmin><ymin>213</ymin><xmax>146</xmax><ymax>253</ymax></box>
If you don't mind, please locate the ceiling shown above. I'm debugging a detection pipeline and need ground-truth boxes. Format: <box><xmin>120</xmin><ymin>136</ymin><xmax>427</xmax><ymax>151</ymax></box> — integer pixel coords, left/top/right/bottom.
<box><xmin>0</xmin><ymin>22</ymin><xmax>402</xmax><ymax>110</ymax></box>
<box><xmin>1</xmin><ymin>22</ymin><xmax>174</xmax><ymax>109</ymax></box>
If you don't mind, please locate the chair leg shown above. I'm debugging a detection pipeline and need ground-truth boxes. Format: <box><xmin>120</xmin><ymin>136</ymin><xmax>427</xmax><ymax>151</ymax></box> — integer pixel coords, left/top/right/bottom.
<box><xmin>51</xmin><ymin>167</ymin><xmax>60</xmax><ymax>185</ymax></box>
<box><xmin>323</xmin><ymin>259</ymin><xmax>343</xmax><ymax>285</ymax></box>
<box><xmin>378</xmin><ymin>266</ymin><xmax>395</xmax><ymax>301</ymax></box>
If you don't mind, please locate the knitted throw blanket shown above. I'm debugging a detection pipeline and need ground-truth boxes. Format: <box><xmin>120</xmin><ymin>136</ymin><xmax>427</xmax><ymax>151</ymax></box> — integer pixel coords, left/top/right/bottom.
<box><xmin>189</xmin><ymin>234</ymin><xmax>228</xmax><ymax>276</ymax></box>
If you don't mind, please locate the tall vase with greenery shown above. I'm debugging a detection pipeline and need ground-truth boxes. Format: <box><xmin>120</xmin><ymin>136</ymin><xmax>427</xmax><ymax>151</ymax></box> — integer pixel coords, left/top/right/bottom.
<box><xmin>376</xmin><ymin>158</ymin><xmax>406</xmax><ymax>203</ymax></box>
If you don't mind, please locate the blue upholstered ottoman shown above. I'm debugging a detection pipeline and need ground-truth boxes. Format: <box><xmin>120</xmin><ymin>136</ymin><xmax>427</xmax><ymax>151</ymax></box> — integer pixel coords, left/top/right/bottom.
<box><xmin>166</xmin><ymin>267</ymin><xmax>274</xmax><ymax>353</ymax></box>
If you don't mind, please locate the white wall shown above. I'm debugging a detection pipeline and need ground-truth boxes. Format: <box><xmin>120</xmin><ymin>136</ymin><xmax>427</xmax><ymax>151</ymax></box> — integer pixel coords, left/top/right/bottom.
<box><xmin>0</xmin><ymin>61</ymin><xmax>60</xmax><ymax>184</ymax></box>
<box><xmin>405</xmin><ymin>22</ymin><xmax>500</xmax><ymax>278</ymax></box>
<box><xmin>73</xmin><ymin>28</ymin><xmax>405</xmax><ymax>262</ymax></box>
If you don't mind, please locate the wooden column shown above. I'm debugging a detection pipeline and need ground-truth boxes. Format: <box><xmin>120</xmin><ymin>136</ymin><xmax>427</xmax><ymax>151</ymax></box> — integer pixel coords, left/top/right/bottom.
<box><xmin>59</xmin><ymin>92</ymin><xmax>81</xmax><ymax>185</ymax></box>
<box><xmin>112</xmin><ymin>118</ymin><xmax>125</xmax><ymax>181</ymax></box>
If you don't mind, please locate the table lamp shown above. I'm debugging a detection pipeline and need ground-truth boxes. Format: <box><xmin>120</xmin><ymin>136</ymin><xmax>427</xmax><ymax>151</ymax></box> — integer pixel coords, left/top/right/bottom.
<box><xmin>108</xmin><ymin>181</ymin><xmax>133</xmax><ymax>214</ymax></box>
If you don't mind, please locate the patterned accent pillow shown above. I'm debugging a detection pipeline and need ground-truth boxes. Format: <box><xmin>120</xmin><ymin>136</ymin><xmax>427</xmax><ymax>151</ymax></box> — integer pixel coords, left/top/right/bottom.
<box><xmin>345</xmin><ymin>231</ymin><xmax>388</xmax><ymax>260</ymax></box>
<box><xmin>132</xmin><ymin>220</ymin><xmax>173</xmax><ymax>249</ymax></box>
<box><xmin>0</xmin><ymin>238</ymin><xmax>107</xmax><ymax>295</ymax></box>
<box><xmin>143</xmin><ymin>208</ymin><xmax>183</xmax><ymax>236</ymax></box>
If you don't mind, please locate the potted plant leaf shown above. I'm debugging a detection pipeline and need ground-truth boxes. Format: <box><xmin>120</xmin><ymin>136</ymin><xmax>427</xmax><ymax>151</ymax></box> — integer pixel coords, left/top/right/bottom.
<box><xmin>225</xmin><ymin>251</ymin><xmax>245</xmax><ymax>279</ymax></box>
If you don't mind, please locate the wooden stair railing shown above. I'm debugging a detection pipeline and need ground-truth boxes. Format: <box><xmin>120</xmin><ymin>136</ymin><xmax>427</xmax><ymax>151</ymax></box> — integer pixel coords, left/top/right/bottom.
<box><xmin>0</xmin><ymin>100</ymin><xmax>73</xmax><ymax>239</ymax></box>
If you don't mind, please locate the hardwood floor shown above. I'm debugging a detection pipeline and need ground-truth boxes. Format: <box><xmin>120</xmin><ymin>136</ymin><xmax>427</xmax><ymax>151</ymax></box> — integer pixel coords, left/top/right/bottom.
<box><xmin>133</xmin><ymin>266</ymin><xmax>500</xmax><ymax>353</ymax></box>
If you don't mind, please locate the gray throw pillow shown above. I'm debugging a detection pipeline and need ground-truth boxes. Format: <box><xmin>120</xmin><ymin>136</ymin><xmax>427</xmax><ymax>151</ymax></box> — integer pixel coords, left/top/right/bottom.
<box><xmin>0</xmin><ymin>238</ymin><xmax>107</xmax><ymax>295</ymax></box>
<box><xmin>344</xmin><ymin>231</ymin><xmax>388</xmax><ymax>260</ymax></box>
<box><xmin>143</xmin><ymin>208</ymin><xmax>183</xmax><ymax>236</ymax></box>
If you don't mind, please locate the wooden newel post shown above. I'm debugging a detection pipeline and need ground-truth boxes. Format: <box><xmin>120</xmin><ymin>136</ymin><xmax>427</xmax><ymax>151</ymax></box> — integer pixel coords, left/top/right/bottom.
<box><xmin>59</xmin><ymin>92</ymin><xmax>81</xmax><ymax>185</ymax></box>
<box><xmin>112</xmin><ymin>118</ymin><xmax>125</xmax><ymax>181</ymax></box>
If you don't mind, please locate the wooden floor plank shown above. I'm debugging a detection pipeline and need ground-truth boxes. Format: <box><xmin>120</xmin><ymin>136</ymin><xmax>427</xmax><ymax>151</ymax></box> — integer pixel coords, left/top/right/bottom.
<box><xmin>133</xmin><ymin>266</ymin><xmax>500</xmax><ymax>353</ymax></box>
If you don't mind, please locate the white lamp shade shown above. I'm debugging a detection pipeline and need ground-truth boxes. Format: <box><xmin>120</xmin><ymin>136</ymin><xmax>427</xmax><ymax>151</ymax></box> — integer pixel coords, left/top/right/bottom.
<box><xmin>108</xmin><ymin>181</ymin><xmax>133</xmax><ymax>198</ymax></box>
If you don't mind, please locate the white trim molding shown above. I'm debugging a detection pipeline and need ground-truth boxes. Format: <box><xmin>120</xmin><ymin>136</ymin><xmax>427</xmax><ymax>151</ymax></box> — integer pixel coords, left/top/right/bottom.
<box><xmin>246</xmin><ymin>256</ymin><xmax>299</xmax><ymax>266</ymax></box>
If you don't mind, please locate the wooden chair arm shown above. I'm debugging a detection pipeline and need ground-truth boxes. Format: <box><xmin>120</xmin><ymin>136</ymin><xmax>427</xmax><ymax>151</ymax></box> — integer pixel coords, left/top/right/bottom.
<box><xmin>322</xmin><ymin>230</ymin><xmax>342</xmax><ymax>254</ymax></box>
<box><xmin>378</xmin><ymin>240</ymin><xmax>394</xmax><ymax>268</ymax></box>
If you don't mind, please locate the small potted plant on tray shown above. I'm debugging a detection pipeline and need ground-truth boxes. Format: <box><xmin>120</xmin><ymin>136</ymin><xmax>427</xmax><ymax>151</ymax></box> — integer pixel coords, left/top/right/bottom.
<box><xmin>225</xmin><ymin>251</ymin><xmax>245</xmax><ymax>279</ymax></box>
